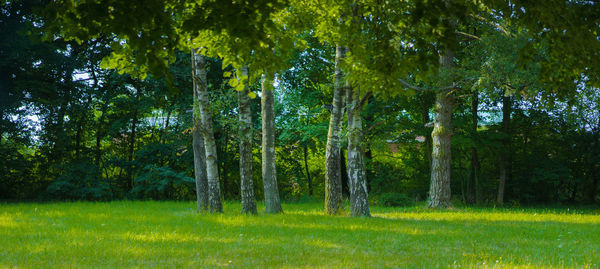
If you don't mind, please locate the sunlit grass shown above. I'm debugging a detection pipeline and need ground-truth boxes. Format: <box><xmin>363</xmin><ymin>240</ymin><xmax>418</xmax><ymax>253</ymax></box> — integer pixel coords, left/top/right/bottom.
<box><xmin>1</xmin><ymin>201</ymin><xmax>598</xmax><ymax>268</ymax></box>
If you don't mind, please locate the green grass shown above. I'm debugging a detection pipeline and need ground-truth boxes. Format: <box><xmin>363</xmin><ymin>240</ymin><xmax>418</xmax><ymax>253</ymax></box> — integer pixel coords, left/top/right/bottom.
<box><xmin>1</xmin><ymin>201</ymin><xmax>599</xmax><ymax>268</ymax></box>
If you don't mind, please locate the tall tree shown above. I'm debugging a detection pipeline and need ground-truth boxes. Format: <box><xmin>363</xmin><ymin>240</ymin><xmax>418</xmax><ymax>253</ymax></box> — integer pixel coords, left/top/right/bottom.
<box><xmin>469</xmin><ymin>91</ymin><xmax>480</xmax><ymax>204</ymax></box>
<box><xmin>261</xmin><ymin>73</ymin><xmax>283</xmax><ymax>214</ymax></box>
<box><xmin>192</xmin><ymin>49</ymin><xmax>223</xmax><ymax>213</ymax></box>
<box><xmin>428</xmin><ymin>46</ymin><xmax>456</xmax><ymax>208</ymax></box>
<box><xmin>192</xmin><ymin>59</ymin><xmax>209</xmax><ymax>211</ymax></box>
<box><xmin>324</xmin><ymin>46</ymin><xmax>347</xmax><ymax>215</ymax></box>
<box><xmin>347</xmin><ymin>85</ymin><xmax>370</xmax><ymax>217</ymax></box>
<box><xmin>238</xmin><ymin>66</ymin><xmax>257</xmax><ymax>214</ymax></box>
<box><xmin>497</xmin><ymin>95</ymin><xmax>512</xmax><ymax>206</ymax></box>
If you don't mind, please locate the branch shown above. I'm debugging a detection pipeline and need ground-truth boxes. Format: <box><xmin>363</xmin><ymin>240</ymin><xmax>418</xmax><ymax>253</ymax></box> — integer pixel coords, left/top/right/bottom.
<box><xmin>470</xmin><ymin>14</ymin><xmax>513</xmax><ymax>37</ymax></box>
<box><xmin>359</xmin><ymin>91</ymin><xmax>373</xmax><ymax>107</ymax></box>
<box><xmin>398</xmin><ymin>79</ymin><xmax>427</xmax><ymax>91</ymax></box>
<box><xmin>398</xmin><ymin>78</ymin><xmax>459</xmax><ymax>93</ymax></box>
<box><xmin>455</xmin><ymin>31</ymin><xmax>481</xmax><ymax>41</ymax></box>
<box><xmin>366</xmin><ymin>120</ymin><xmax>385</xmax><ymax>133</ymax></box>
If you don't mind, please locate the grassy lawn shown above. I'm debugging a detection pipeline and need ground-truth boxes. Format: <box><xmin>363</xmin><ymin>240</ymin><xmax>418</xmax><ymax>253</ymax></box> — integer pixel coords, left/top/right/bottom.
<box><xmin>0</xmin><ymin>201</ymin><xmax>599</xmax><ymax>268</ymax></box>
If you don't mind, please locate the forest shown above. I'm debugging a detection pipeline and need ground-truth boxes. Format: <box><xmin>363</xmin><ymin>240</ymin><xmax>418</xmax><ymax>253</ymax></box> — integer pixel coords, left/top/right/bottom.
<box><xmin>1</xmin><ymin>0</ymin><xmax>599</xmax><ymax>214</ymax></box>
<box><xmin>2</xmin><ymin>0</ymin><xmax>600</xmax><ymax>268</ymax></box>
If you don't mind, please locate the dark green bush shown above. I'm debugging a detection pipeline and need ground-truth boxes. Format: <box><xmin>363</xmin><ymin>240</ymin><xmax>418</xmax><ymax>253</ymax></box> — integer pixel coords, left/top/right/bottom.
<box><xmin>45</xmin><ymin>161</ymin><xmax>111</xmax><ymax>200</ymax></box>
<box><xmin>131</xmin><ymin>165</ymin><xmax>194</xmax><ymax>200</ymax></box>
<box><xmin>374</xmin><ymin>192</ymin><xmax>415</xmax><ymax>207</ymax></box>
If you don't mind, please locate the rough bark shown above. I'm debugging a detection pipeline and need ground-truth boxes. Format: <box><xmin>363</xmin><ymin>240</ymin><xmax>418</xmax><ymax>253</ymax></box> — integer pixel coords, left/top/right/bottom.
<box><xmin>261</xmin><ymin>72</ymin><xmax>283</xmax><ymax>214</ymax></box>
<box><xmin>428</xmin><ymin>48</ymin><xmax>455</xmax><ymax>208</ymax></box>
<box><xmin>192</xmin><ymin>71</ymin><xmax>209</xmax><ymax>212</ymax></box>
<box><xmin>347</xmin><ymin>85</ymin><xmax>370</xmax><ymax>217</ymax></box>
<box><xmin>324</xmin><ymin>45</ymin><xmax>347</xmax><ymax>215</ymax></box>
<box><xmin>341</xmin><ymin>147</ymin><xmax>350</xmax><ymax>198</ymax></box>
<box><xmin>238</xmin><ymin>66</ymin><xmax>257</xmax><ymax>215</ymax></box>
<box><xmin>497</xmin><ymin>95</ymin><xmax>512</xmax><ymax>206</ymax></box>
<box><xmin>468</xmin><ymin>91</ymin><xmax>480</xmax><ymax>204</ymax></box>
<box><xmin>191</xmin><ymin>49</ymin><xmax>223</xmax><ymax>213</ymax></box>
<box><xmin>192</xmin><ymin>121</ymin><xmax>209</xmax><ymax>211</ymax></box>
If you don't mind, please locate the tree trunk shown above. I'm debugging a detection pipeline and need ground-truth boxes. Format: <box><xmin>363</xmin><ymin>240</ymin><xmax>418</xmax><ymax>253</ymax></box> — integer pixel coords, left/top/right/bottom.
<box><xmin>192</xmin><ymin>119</ymin><xmax>209</xmax><ymax>211</ymax></box>
<box><xmin>191</xmin><ymin>49</ymin><xmax>223</xmax><ymax>213</ymax></box>
<box><xmin>75</xmin><ymin>117</ymin><xmax>83</xmax><ymax>160</ymax></box>
<box><xmin>238</xmin><ymin>66</ymin><xmax>257</xmax><ymax>214</ymax></box>
<box><xmin>347</xmin><ymin>85</ymin><xmax>370</xmax><ymax>217</ymax></box>
<box><xmin>160</xmin><ymin>106</ymin><xmax>172</xmax><ymax>144</ymax></box>
<box><xmin>341</xmin><ymin>147</ymin><xmax>350</xmax><ymax>198</ymax></box>
<box><xmin>128</xmin><ymin>89</ymin><xmax>140</xmax><ymax>191</ymax></box>
<box><xmin>261</xmin><ymin>72</ymin><xmax>282</xmax><ymax>214</ymax></box>
<box><xmin>497</xmin><ymin>95</ymin><xmax>512</xmax><ymax>206</ymax></box>
<box><xmin>324</xmin><ymin>45</ymin><xmax>347</xmax><ymax>215</ymax></box>
<box><xmin>192</xmin><ymin>71</ymin><xmax>209</xmax><ymax>212</ymax></box>
<box><xmin>304</xmin><ymin>144</ymin><xmax>313</xmax><ymax>196</ymax></box>
<box><xmin>468</xmin><ymin>91</ymin><xmax>480</xmax><ymax>204</ymax></box>
<box><xmin>420</xmin><ymin>92</ymin><xmax>434</xmax><ymax>202</ymax></box>
<box><xmin>0</xmin><ymin>109</ymin><xmax>3</xmax><ymax>145</ymax></box>
<box><xmin>95</xmin><ymin>102</ymin><xmax>107</xmax><ymax>167</ymax></box>
<box><xmin>428</xmin><ymin>48</ymin><xmax>454</xmax><ymax>208</ymax></box>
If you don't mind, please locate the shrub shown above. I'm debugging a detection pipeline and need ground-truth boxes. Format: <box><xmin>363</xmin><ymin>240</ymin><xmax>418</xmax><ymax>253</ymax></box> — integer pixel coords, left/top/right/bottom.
<box><xmin>373</xmin><ymin>192</ymin><xmax>415</xmax><ymax>207</ymax></box>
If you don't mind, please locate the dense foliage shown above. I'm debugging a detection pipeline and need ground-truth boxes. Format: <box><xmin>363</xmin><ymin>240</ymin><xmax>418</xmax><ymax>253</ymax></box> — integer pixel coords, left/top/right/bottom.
<box><xmin>1</xmin><ymin>0</ymin><xmax>599</xmax><ymax>207</ymax></box>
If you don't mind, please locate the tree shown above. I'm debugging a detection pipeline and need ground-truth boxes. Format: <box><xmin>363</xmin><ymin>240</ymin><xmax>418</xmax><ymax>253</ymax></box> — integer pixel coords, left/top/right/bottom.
<box><xmin>324</xmin><ymin>46</ymin><xmax>347</xmax><ymax>215</ymax></box>
<box><xmin>238</xmin><ymin>66</ymin><xmax>257</xmax><ymax>214</ymax></box>
<box><xmin>261</xmin><ymin>73</ymin><xmax>283</xmax><ymax>214</ymax></box>
<box><xmin>192</xmin><ymin>49</ymin><xmax>223</xmax><ymax>213</ymax></box>
<box><xmin>192</xmin><ymin>68</ymin><xmax>208</xmax><ymax>211</ymax></box>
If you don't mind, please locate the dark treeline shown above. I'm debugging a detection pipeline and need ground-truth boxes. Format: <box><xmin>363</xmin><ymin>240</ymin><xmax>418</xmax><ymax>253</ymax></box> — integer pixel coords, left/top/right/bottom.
<box><xmin>1</xmin><ymin>0</ymin><xmax>599</xmax><ymax>208</ymax></box>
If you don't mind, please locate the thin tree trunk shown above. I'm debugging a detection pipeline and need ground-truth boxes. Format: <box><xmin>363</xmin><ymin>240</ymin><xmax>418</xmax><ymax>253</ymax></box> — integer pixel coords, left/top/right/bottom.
<box><xmin>128</xmin><ymin>89</ymin><xmax>139</xmax><ymax>191</ymax></box>
<box><xmin>420</xmin><ymin>93</ymin><xmax>433</xmax><ymax>202</ymax></box>
<box><xmin>429</xmin><ymin>48</ymin><xmax>455</xmax><ymax>208</ymax></box>
<box><xmin>497</xmin><ymin>95</ymin><xmax>512</xmax><ymax>206</ymax></box>
<box><xmin>95</xmin><ymin>102</ymin><xmax>107</xmax><ymax>167</ymax></box>
<box><xmin>192</xmin><ymin>69</ymin><xmax>209</xmax><ymax>212</ymax></box>
<box><xmin>261</xmin><ymin>72</ymin><xmax>282</xmax><ymax>214</ymax></box>
<box><xmin>347</xmin><ymin>85</ymin><xmax>370</xmax><ymax>217</ymax></box>
<box><xmin>0</xmin><ymin>109</ymin><xmax>3</xmax><ymax>145</ymax></box>
<box><xmin>325</xmin><ymin>45</ymin><xmax>347</xmax><ymax>215</ymax></box>
<box><xmin>75</xmin><ymin>117</ymin><xmax>83</xmax><ymax>160</ymax></box>
<box><xmin>160</xmin><ymin>106</ymin><xmax>172</xmax><ymax>144</ymax></box>
<box><xmin>238</xmin><ymin>66</ymin><xmax>257</xmax><ymax>214</ymax></box>
<box><xmin>191</xmin><ymin>49</ymin><xmax>223</xmax><ymax>213</ymax></box>
<box><xmin>469</xmin><ymin>91</ymin><xmax>480</xmax><ymax>204</ymax></box>
<box><xmin>304</xmin><ymin>144</ymin><xmax>313</xmax><ymax>196</ymax></box>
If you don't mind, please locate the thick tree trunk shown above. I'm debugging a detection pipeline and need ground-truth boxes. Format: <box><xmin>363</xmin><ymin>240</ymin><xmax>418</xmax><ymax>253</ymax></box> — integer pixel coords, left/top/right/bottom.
<box><xmin>192</xmin><ymin>120</ymin><xmax>209</xmax><ymax>211</ymax></box>
<box><xmin>191</xmin><ymin>49</ymin><xmax>223</xmax><ymax>213</ymax></box>
<box><xmin>238</xmin><ymin>66</ymin><xmax>257</xmax><ymax>214</ymax></box>
<box><xmin>497</xmin><ymin>95</ymin><xmax>512</xmax><ymax>206</ymax></box>
<box><xmin>324</xmin><ymin>45</ymin><xmax>347</xmax><ymax>215</ymax></box>
<box><xmin>468</xmin><ymin>91</ymin><xmax>480</xmax><ymax>204</ymax></box>
<box><xmin>192</xmin><ymin>72</ymin><xmax>209</xmax><ymax>212</ymax></box>
<box><xmin>347</xmin><ymin>85</ymin><xmax>370</xmax><ymax>217</ymax></box>
<box><xmin>428</xmin><ymin>48</ymin><xmax>455</xmax><ymax>208</ymax></box>
<box><xmin>261</xmin><ymin>73</ymin><xmax>282</xmax><ymax>214</ymax></box>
